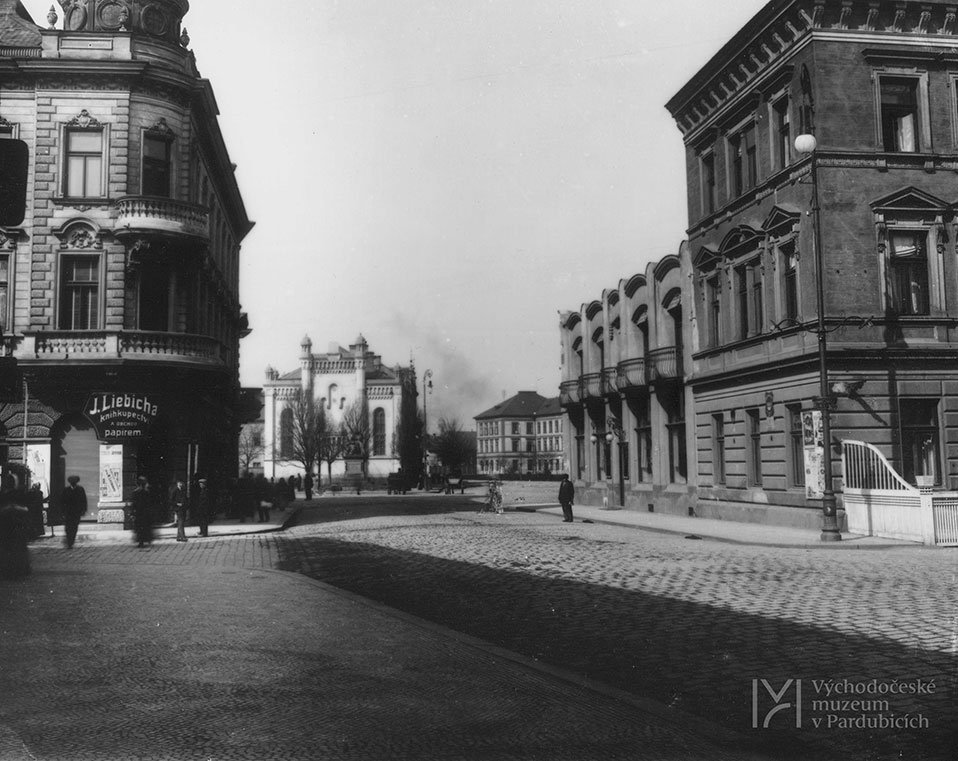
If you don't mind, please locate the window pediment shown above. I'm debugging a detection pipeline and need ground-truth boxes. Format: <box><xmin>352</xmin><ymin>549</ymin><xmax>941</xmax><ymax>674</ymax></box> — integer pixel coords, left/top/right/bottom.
<box><xmin>762</xmin><ymin>205</ymin><xmax>801</xmax><ymax>237</ymax></box>
<box><xmin>719</xmin><ymin>225</ymin><xmax>762</xmax><ymax>260</ymax></box>
<box><xmin>870</xmin><ymin>186</ymin><xmax>948</xmax><ymax>214</ymax></box>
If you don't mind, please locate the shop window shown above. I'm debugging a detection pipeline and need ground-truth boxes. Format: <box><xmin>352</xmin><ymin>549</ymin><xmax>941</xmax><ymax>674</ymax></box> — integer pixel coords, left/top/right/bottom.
<box><xmin>787</xmin><ymin>404</ymin><xmax>805</xmax><ymax>487</ymax></box>
<box><xmin>58</xmin><ymin>255</ymin><xmax>100</xmax><ymax>330</ymax></box>
<box><xmin>900</xmin><ymin>399</ymin><xmax>940</xmax><ymax>486</ymax></box>
<box><xmin>664</xmin><ymin>390</ymin><xmax>686</xmax><ymax>484</ymax></box>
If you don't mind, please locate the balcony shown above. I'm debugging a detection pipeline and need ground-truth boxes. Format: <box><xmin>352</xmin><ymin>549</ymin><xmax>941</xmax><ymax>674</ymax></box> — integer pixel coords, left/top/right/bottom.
<box><xmin>616</xmin><ymin>357</ymin><xmax>648</xmax><ymax>390</ymax></box>
<box><xmin>13</xmin><ymin>331</ymin><xmax>227</xmax><ymax>367</ymax></box>
<box><xmin>559</xmin><ymin>379</ymin><xmax>582</xmax><ymax>405</ymax></box>
<box><xmin>581</xmin><ymin>372</ymin><xmax>603</xmax><ymax>400</ymax></box>
<box><xmin>648</xmin><ymin>346</ymin><xmax>682</xmax><ymax>381</ymax></box>
<box><xmin>601</xmin><ymin>367</ymin><xmax>617</xmax><ymax>395</ymax></box>
<box><xmin>114</xmin><ymin>196</ymin><xmax>210</xmax><ymax>241</ymax></box>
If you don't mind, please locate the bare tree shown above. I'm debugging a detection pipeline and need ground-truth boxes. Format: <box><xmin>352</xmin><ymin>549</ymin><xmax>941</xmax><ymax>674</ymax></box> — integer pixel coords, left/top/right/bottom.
<box><xmin>432</xmin><ymin>417</ymin><xmax>476</xmax><ymax>473</ymax></box>
<box><xmin>341</xmin><ymin>398</ymin><xmax>371</xmax><ymax>474</ymax></box>
<box><xmin>238</xmin><ymin>424</ymin><xmax>263</xmax><ymax>472</ymax></box>
<box><xmin>318</xmin><ymin>416</ymin><xmax>345</xmax><ymax>485</ymax></box>
<box><xmin>284</xmin><ymin>388</ymin><xmax>322</xmax><ymax>477</ymax></box>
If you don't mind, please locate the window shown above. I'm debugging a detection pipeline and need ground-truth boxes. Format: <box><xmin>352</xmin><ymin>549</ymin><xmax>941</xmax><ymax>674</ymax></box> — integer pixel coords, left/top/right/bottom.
<box><xmin>526</xmin><ymin>421</ymin><xmax>534</xmax><ymax>435</ymax></box>
<box><xmin>707</xmin><ymin>275</ymin><xmax>721</xmax><ymax>346</ymax></box>
<box><xmin>635</xmin><ymin>401</ymin><xmax>652</xmax><ymax>483</ymax></box>
<box><xmin>736</xmin><ymin>261</ymin><xmax>763</xmax><ymax>339</ymax></box>
<box><xmin>372</xmin><ymin>408</ymin><xmax>386</xmax><ymax>456</ymax></box>
<box><xmin>619</xmin><ymin>441</ymin><xmax>629</xmax><ymax>480</ymax></box>
<box><xmin>0</xmin><ymin>254</ymin><xmax>8</xmax><ymax>334</ymax></box>
<box><xmin>279</xmin><ymin>408</ymin><xmax>293</xmax><ymax>459</ymax></box>
<box><xmin>900</xmin><ymin>399</ymin><xmax>940</xmax><ymax>486</ymax></box>
<box><xmin>664</xmin><ymin>390</ymin><xmax>686</xmax><ymax>484</ymax></box>
<box><xmin>58</xmin><ymin>255</ymin><xmax>99</xmax><ymax>329</ymax></box>
<box><xmin>747</xmin><ymin>408</ymin><xmax>762</xmax><ymax>486</ymax></box>
<box><xmin>712</xmin><ymin>413</ymin><xmax>726</xmax><ymax>485</ymax></box>
<box><xmin>511</xmin><ymin>421</ymin><xmax>520</xmax><ymax>435</ymax></box>
<box><xmin>888</xmin><ymin>230</ymin><xmax>929</xmax><ymax>315</ymax></box>
<box><xmin>880</xmin><ymin>77</ymin><xmax>919</xmax><ymax>152</ymax></box>
<box><xmin>787</xmin><ymin>404</ymin><xmax>805</xmax><ymax>487</ymax></box>
<box><xmin>701</xmin><ymin>152</ymin><xmax>716</xmax><ymax>214</ymax></box>
<box><xmin>772</xmin><ymin>95</ymin><xmax>791</xmax><ymax>170</ymax></box>
<box><xmin>142</xmin><ymin>133</ymin><xmax>172</xmax><ymax>197</ymax></box>
<box><xmin>65</xmin><ymin>129</ymin><xmax>104</xmax><ymax>198</ymax></box>
<box><xmin>729</xmin><ymin>122</ymin><xmax>757</xmax><ymax>197</ymax></box>
<box><xmin>575</xmin><ymin>434</ymin><xmax>584</xmax><ymax>480</ymax></box>
<box><xmin>782</xmin><ymin>243</ymin><xmax>799</xmax><ymax>321</ymax></box>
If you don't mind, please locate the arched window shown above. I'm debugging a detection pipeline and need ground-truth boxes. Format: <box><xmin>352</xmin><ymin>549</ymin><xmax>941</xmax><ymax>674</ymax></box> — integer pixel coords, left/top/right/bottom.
<box><xmin>280</xmin><ymin>407</ymin><xmax>293</xmax><ymax>459</ymax></box>
<box><xmin>327</xmin><ymin>384</ymin><xmax>338</xmax><ymax>410</ymax></box>
<box><xmin>373</xmin><ymin>408</ymin><xmax>386</xmax><ymax>456</ymax></box>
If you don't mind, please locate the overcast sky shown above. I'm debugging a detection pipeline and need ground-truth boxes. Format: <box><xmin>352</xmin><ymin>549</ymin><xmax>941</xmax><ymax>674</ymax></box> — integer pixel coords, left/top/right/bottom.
<box><xmin>24</xmin><ymin>0</ymin><xmax>768</xmax><ymax>430</ymax></box>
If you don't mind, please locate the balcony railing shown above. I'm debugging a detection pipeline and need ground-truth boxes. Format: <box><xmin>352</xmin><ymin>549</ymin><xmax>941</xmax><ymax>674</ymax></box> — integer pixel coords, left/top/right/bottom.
<box><xmin>581</xmin><ymin>372</ymin><xmax>603</xmax><ymax>399</ymax></box>
<box><xmin>14</xmin><ymin>330</ymin><xmax>227</xmax><ymax>366</ymax></box>
<box><xmin>616</xmin><ymin>357</ymin><xmax>647</xmax><ymax>389</ymax></box>
<box><xmin>648</xmin><ymin>346</ymin><xmax>682</xmax><ymax>381</ymax></box>
<box><xmin>114</xmin><ymin>196</ymin><xmax>210</xmax><ymax>240</ymax></box>
<box><xmin>559</xmin><ymin>379</ymin><xmax>582</xmax><ymax>405</ymax></box>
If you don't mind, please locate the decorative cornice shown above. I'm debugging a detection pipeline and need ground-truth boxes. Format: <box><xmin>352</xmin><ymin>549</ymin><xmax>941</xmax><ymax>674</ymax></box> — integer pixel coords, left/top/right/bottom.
<box><xmin>669</xmin><ymin>0</ymin><xmax>958</xmax><ymax>142</ymax></box>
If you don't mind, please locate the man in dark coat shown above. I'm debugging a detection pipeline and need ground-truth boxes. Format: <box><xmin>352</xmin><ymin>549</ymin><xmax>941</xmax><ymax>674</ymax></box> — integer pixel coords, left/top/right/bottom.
<box><xmin>168</xmin><ymin>478</ymin><xmax>188</xmax><ymax>542</ymax></box>
<box><xmin>60</xmin><ymin>475</ymin><xmax>87</xmax><ymax>548</ymax></box>
<box><xmin>131</xmin><ymin>476</ymin><xmax>154</xmax><ymax>548</ymax></box>
<box><xmin>558</xmin><ymin>474</ymin><xmax>575</xmax><ymax>523</ymax></box>
<box><xmin>303</xmin><ymin>472</ymin><xmax>314</xmax><ymax>500</ymax></box>
<box><xmin>192</xmin><ymin>478</ymin><xmax>210</xmax><ymax>537</ymax></box>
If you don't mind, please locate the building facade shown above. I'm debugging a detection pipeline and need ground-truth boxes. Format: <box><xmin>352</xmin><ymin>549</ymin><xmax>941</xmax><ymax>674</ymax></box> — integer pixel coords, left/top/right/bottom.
<box><xmin>261</xmin><ymin>335</ymin><xmax>415</xmax><ymax>482</ymax></box>
<box><xmin>563</xmin><ymin>0</ymin><xmax>958</xmax><ymax>528</ymax></box>
<box><xmin>0</xmin><ymin>0</ymin><xmax>252</xmax><ymax>521</ymax></box>
<box><xmin>475</xmin><ymin>391</ymin><xmax>565</xmax><ymax>475</ymax></box>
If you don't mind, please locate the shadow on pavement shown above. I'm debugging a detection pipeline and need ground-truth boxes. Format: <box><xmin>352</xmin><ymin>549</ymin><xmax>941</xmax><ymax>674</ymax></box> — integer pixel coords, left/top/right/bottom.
<box><xmin>276</xmin><ymin>534</ymin><xmax>956</xmax><ymax>761</ymax></box>
<box><xmin>294</xmin><ymin>497</ymin><xmax>483</xmax><ymax>525</ymax></box>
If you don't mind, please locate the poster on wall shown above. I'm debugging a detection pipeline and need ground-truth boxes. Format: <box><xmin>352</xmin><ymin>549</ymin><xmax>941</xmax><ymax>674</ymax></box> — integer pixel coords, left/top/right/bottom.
<box><xmin>802</xmin><ymin>410</ymin><xmax>825</xmax><ymax>499</ymax></box>
<box><xmin>25</xmin><ymin>444</ymin><xmax>50</xmax><ymax>497</ymax></box>
<box><xmin>99</xmin><ymin>444</ymin><xmax>123</xmax><ymax>503</ymax></box>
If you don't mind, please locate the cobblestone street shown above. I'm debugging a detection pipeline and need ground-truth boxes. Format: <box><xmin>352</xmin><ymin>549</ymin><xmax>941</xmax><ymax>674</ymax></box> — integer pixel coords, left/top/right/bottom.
<box><xmin>4</xmin><ymin>496</ymin><xmax>956</xmax><ymax>760</ymax></box>
<box><xmin>273</xmin><ymin>498</ymin><xmax>957</xmax><ymax>761</ymax></box>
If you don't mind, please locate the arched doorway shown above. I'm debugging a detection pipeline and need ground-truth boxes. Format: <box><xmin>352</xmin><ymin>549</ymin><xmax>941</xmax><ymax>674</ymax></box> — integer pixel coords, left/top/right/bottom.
<box><xmin>51</xmin><ymin>414</ymin><xmax>100</xmax><ymax>520</ymax></box>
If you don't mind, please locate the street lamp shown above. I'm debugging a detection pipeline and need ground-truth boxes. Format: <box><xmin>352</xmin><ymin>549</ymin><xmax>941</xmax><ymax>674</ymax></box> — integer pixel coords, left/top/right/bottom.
<box><xmin>794</xmin><ymin>132</ymin><xmax>841</xmax><ymax>542</ymax></box>
<box><xmin>422</xmin><ymin>369</ymin><xmax>433</xmax><ymax>490</ymax></box>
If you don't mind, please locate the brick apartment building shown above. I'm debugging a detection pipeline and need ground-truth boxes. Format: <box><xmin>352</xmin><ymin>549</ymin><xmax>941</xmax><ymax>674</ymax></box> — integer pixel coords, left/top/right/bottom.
<box><xmin>561</xmin><ymin>0</ymin><xmax>958</xmax><ymax>528</ymax></box>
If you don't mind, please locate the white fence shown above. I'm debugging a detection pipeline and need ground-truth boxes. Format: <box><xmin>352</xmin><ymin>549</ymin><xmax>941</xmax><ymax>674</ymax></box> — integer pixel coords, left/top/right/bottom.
<box><xmin>842</xmin><ymin>440</ymin><xmax>958</xmax><ymax>546</ymax></box>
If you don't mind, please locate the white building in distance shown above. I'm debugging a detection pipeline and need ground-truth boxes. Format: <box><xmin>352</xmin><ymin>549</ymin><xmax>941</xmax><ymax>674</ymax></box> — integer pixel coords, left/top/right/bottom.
<box><xmin>261</xmin><ymin>335</ymin><xmax>415</xmax><ymax>482</ymax></box>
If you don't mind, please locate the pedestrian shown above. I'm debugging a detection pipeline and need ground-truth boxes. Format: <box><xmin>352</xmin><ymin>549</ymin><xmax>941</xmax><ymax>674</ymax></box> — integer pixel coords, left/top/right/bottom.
<box><xmin>25</xmin><ymin>483</ymin><xmax>46</xmax><ymax>539</ymax></box>
<box><xmin>303</xmin><ymin>471</ymin><xmax>314</xmax><ymax>500</ymax></box>
<box><xmin>60</xmin><ymin>475</ymin><xmax>87</xmax><ymax>548</ymax></box>
<box><xmin>275</xmin><ymin>477</ymin><xmax>288</xmax><ymax>512</ymax></box>
<box><xmin>0</xmin><ymin>494</ymin><xmax>30</xmax><ymax>578</ymax></box>
<box><xmin>169</xmin><ymin>477</ymin><xmax>188</xmax><ymax>542</ymax></box>
<box><xmin>257</xmin><ymin>481</ymin><xmax>271</xmax><ymax>523</ymax></box>
<box><xmin>131</xmin><ymin>476</ymin><xmax>154</xmax><ymax>548</ymax></box>
<box><xmin>192</xmin><ymin>478</ymin><xmax>210</xmax><ymax>537</ymax></box>
<box><xmin>558</xmin><ymin>473</ymin><xmax>575</xmax><ymax>523</ymax></box>
<box><xmin>479</xmin><ymin>479</ymin><xmax>502</xmax><ymax>514</ymax></box>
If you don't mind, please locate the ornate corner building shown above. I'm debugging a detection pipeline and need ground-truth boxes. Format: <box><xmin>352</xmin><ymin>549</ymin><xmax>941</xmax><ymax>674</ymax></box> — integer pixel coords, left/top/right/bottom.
<box><xmin>0</xmin><ymin>0</ymin><xmax>252</xmax><ymax>520</ymax></box>
<box><xmin>561</xmin><ymin>0</ymin><xmax>958</xmax><ymax>528</ymax></box>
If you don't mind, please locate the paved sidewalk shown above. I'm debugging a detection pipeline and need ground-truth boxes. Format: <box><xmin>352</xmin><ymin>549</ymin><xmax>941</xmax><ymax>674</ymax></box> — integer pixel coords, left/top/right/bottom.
<box><xmin>516</xmin><ymin>502</ymin><xmax>921</xmax><ymax>548</ymax></box>
<box><xmin>0</xmin><ymin>550</ymin><xmax>766</xmax><ymax>760</ymax></box>
<box><xmin>36</xmin><ymin>506</ymin><xmax>301</xmax><ymax>546</ymax></box>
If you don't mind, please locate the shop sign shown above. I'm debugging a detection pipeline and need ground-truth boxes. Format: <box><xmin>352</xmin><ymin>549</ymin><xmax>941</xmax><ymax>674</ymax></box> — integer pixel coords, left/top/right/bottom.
<box><xmin>85</xmin><ymin>393</ymin><xmax>159</xmax><ymax>440</ymax></box>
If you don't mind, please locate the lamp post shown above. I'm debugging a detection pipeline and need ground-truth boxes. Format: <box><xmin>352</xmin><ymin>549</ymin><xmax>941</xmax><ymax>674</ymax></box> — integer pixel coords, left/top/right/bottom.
<box><xmin>421</xmin><ymin>369</ymin><xmax>433</xmax><ymax>490</ymax></box>
<box><xmin>794</xmin><ymin>132</ymin><xmax>841</xmax><ymax>542</ymax></box>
